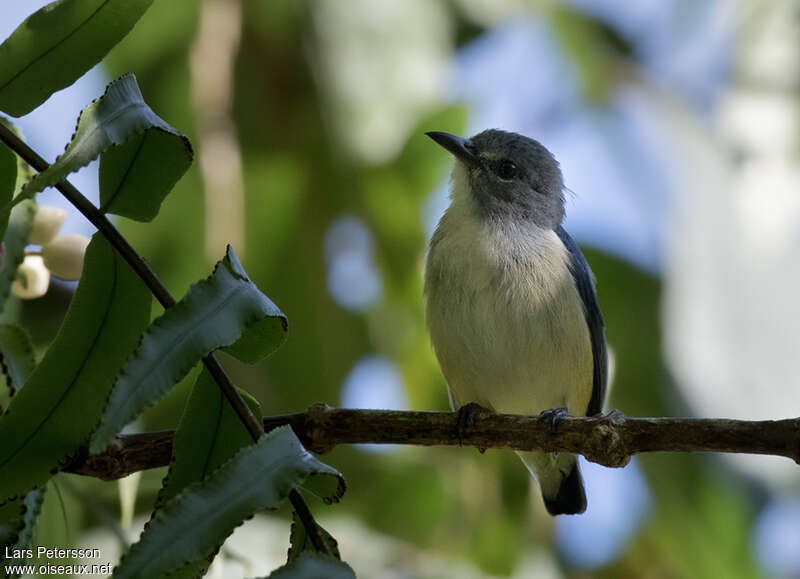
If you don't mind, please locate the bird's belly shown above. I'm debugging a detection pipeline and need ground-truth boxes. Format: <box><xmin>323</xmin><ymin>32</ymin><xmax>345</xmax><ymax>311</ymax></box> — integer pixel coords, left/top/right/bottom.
<box><xmin>426</xmin><ymin>262</ymin><xmax>593</xmax><ymax>417</ymax></box>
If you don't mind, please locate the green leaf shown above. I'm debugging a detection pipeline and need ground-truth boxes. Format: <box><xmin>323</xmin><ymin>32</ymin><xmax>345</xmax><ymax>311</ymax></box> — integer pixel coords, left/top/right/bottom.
<box><xmin>113</xmin><ymin>426</ymin><xmax>345</xmax><ymax>579</ymax></box>
<box><xmin>0</xmin><ymin>117</ymin><xmax>19</xmax><ymax>247</ymax></box>
<box><xmin>0</xmin><ymin>234</ymin><xmax>151</xmax><ymax>502</ymax></box>
<box><xmin>0</xmin><ymin>487</ymin><xmax>45</xmax><ymax>575</ymax></box>
<box><xmin>14</xmin><ymin>73</ymin><xmax>192</xmax><ymax>212</ymax></box>
<box><xmin>0</xmin><ymin>0</ymin><xmax>154</xmax><ymax>117</ymax></box>
<box><xmin>149</xmin><ymin>370</ymin><xmax>262</xmax><ymax>579</ymax></box>
<box><xmin>288</xmin><ymin>511</ymin><xmax>341</xmax><ymax>562</ymax></box>
<box><xmin>0</xmin><ymin>120</ymin><xmax>35</xmax><ymax>317</ymax></box>
<box><xmin>0</xmin><ymin>136</ymin><xmax>14</xmax><ymax>203</ymax></box>
<box><xmin>90</xmin><ymin>245</ymin><xmax>287</xmax><ymax>453</ymax></box>
<box><xmin>157</xmin><ymin>369</ymin><xmax>262</xmax><ymax>507</ymax></box>
<box><xmin>0</xmin><ymin>200</ymin><xmax>36</xmax><ymax>315</ymax></box>
<box><xmin>265</xmin><ymin>553</ymin><xmax>356</xmax><ymax>579</ymax></box>
<box><xmin>0</xmin><ymin>327</ymin><xmax>43</xmax><ymax>573</ymax></box>
<box><xmin>0</xmin><ymin>142</ymin><xmax>14</xmax><ymax>202</ymax></box>
<box><xmin>99</xmin><ymin>126</ymin><xmax>193</xmax><ymax>221</ymax></box>
<box><xmin>0</xmin><ymin>324</ymin><xmax>36</xmax><ymax>414</ymax></box>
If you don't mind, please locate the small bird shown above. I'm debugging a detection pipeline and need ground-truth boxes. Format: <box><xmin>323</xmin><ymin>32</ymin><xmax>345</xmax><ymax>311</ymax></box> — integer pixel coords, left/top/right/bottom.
<box><xmin>424</xmin><ymin>129</ymin><xmax>607</xmax><ymax>515</ymax></box>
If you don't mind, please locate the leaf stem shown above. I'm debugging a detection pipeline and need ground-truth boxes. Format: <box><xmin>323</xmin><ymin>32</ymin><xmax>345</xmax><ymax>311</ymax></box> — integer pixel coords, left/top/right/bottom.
<box><xmin>0</xmin><ymin>122</ymin><xmax>332</xmax><ymax>557</ymax></box>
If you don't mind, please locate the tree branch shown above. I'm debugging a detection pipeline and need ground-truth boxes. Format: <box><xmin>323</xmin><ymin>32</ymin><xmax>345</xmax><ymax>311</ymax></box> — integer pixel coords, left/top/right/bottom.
<box><xmin>64</xmin><ymin>406</ymin><xmax>800</xmax><ymax>480</ymax></box>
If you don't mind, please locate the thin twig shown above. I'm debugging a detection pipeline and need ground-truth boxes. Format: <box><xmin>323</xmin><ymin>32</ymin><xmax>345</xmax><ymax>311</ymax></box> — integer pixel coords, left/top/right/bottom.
<box><xmin>62</xmin><ymin>406</ymin><xmax>800</xmax><ymax>480</ymax></box>
<box><xmin>0</xmin><ymin>123</ymin><xmax>331</xmax><ymax>557</ymax></box>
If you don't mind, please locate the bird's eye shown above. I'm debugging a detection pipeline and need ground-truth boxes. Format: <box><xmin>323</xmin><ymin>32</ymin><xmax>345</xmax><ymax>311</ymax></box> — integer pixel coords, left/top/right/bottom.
<box><xmin>496</xmin><ymin>160</ymin><xmax>518</xmax><ymax>180</ymax></box>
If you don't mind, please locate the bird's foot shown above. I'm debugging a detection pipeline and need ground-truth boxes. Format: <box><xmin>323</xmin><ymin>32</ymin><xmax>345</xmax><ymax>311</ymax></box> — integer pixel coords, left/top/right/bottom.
<box><xmin>602</xmin><ymin>408</ymin><xmax>627</xmax><ymax>424</ymax></box>
<box><xmin>455</xmin><ymin>402</ymin><xmax>492</xmax><ymax>447</ymax></box>
<box><xmin>539</xmin><ymin>407</ymin><xmax>570</xmax><ymax>434</ymax></box>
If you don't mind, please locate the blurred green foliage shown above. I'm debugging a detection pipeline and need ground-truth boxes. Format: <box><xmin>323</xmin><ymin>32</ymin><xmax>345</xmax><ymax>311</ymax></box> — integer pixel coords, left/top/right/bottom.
<box><xmin>5</xmin><ymin>1</ymin><xmax>767</xmax><ymax>577</ymax></box>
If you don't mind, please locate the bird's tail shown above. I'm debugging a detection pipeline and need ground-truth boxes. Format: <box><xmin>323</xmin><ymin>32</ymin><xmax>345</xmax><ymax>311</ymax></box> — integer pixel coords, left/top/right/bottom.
<box><xmin>517</xmin><ymin>451</ymin><xmax>586</xmax><ymax>515</ymax></box>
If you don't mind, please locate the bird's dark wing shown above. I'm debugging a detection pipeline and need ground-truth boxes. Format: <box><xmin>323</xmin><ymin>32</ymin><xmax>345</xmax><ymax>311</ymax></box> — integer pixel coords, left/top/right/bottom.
<box><xmin>555</xmin><ymin>226</ymin><xmax>608</xmax><ymax>415</ymax></box>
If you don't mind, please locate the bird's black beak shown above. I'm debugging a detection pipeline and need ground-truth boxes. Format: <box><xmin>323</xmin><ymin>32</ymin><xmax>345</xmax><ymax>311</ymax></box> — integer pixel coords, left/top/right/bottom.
<box><xmin>426</xmin><ymin>131</ymin><xmax>479</xmax><ymax>168</ymax></box>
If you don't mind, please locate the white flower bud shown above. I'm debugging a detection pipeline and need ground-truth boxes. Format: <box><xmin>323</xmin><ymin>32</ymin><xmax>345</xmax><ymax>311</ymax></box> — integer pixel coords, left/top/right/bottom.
<box><xmin>42</xmin><ymin>234</ymin><xmax>91</xmax><ymax>280</ymax></box>
<box><xmin>29</xmin><ymin>205</ymin><xmax>68</xmax><ymax>245</ymax></box>
<box><xmin>11</xmin><ymin>255</ymin><xmax>50</xmax><ymax>300</ymax></box>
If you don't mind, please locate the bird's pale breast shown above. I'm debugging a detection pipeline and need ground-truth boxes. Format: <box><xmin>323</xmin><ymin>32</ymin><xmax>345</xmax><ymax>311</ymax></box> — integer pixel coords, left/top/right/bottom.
<box><xmin>425</xmin><ymin>208</ymin><xmax>593</xmax><ymax>416</ymax></box>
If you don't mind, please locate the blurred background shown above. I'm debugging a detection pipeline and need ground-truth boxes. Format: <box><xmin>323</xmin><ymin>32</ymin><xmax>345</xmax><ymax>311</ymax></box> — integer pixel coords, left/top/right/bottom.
<box><xmin>3</xmin><ymin>0</ymin><xmax>800</xmax><ymax>577</ymax></box>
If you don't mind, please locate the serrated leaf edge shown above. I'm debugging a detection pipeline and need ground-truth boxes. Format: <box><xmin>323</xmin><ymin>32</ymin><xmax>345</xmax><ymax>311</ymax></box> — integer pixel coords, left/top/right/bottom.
<box><xmin>14</xmin><ymin>73</ymin><xmax>189</xmax><ymax>206</ymax></box>
<box><xmin>89</xmin><ymin>248</ymin><xmax>286</xmax><ymax>454</ymax></box>
<box><xmin>113</xmin><ymin>427</ymin><xmax>344</xmax><ymax>577</ymax></box>
<box><xmin>262</xmin><ymin>552</ymin><xmax>355</xmax><ymax>579</ymax></box>
<box><xmin>98</xmin><ymin>125</ymin><xmax>193</xmax><ymax>215</ymax></box>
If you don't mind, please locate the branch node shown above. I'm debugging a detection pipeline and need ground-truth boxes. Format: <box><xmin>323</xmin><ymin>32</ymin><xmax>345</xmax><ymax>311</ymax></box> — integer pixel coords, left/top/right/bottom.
<box><xmin>604</xmin><ymin>408</ymin><xmax>628</xmax><ymax>425</ymax></box>
<box><xmin>592</xmin><ymin>423</ymin><xmax>631</xmax><ymax>468</ymax></box>
<box><xmin>584</xmin><ymin>410</ymin><xmax>631</xmax><ymax>468</ymax></box>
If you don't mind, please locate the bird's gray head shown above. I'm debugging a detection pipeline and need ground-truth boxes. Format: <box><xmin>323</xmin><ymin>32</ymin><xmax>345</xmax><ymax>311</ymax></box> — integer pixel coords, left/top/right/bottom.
<box><xmin>427</xmin><ymin>129</ymin><xmax>565</xmax><ymax>229</ymax></box>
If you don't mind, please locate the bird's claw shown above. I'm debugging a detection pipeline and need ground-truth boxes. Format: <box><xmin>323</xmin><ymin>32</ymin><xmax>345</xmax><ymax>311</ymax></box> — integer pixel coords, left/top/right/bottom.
<box><xmin>455</xmin><ymin>402</ymin><xmax>492</xmax><ymax>447</ymax></box>
<box><xmin>539</xmin><ymin>407</ymin><xmax>570</xmax><ymax>433</ymax></box>
<box><xmin>602</xmin><ymin>408</ymin><xmax>627</xmax><ymax>424</ymax></box>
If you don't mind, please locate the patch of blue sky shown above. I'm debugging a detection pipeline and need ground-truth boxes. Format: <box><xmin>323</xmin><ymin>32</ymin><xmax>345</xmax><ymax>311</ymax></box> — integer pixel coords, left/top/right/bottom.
<box><xmin>753</xmin><ymin>496</ymin><xmax>800</xmax><ymax>579</ymax></box>
<box><xmin>324</xmin><ymin>215</ymin><xmax>383</xmax><ymax>311</ymax></box>
<box><xmin>446</xmin><ymin>5</ymin><xmax>731</xmax><ymax>271</ymax></box>
<box><xmin>554</xmin><ymin>457</ymin><xmax>652</xmax><ymax>569</ymax></box>
<box><xmin>340</xmin><ymin>355</ymin><xmax>409</xmax><ymax>454</ymax></box>
<box><xmin>2</xmin><ymin>2</ymin><xmax>108</xmax><ymax>239</ymax></box>
<box><xmin>565</xmin><ymin>0</ymin><xmax>733</xmax><ymax>111</ymax></box>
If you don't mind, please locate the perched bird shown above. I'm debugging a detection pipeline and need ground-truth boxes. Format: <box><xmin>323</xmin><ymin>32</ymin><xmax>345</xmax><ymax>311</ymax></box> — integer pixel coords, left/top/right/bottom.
<box><xmin>424</xmin><ymin>129</ymin><xmax>607</xmax><ymax>515</ymax></box>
